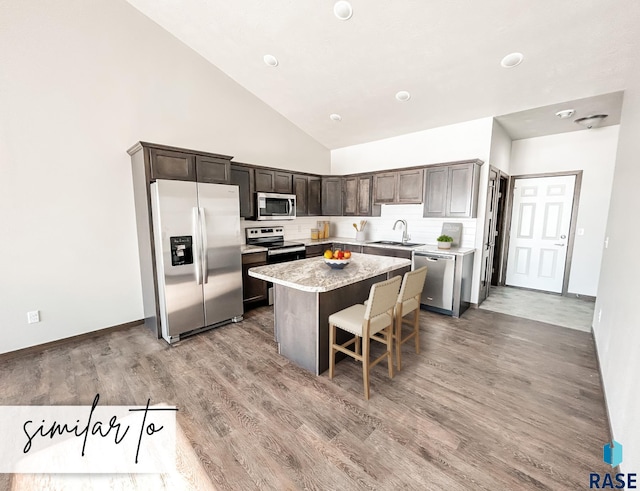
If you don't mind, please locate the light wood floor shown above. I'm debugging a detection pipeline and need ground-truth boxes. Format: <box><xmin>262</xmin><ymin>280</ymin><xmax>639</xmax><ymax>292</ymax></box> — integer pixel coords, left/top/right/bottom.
<box><xmin>0</xmin><ymin>306</ymin><xmax>611</xmax><ymax>489</ymax></box>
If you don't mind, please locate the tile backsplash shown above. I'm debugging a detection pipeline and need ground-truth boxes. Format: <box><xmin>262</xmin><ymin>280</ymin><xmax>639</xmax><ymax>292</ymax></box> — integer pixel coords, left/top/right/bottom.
<box><xmin>240</xmin><ymin>204</ymin><xmax>477</xmax><ymax>247</ymax></box>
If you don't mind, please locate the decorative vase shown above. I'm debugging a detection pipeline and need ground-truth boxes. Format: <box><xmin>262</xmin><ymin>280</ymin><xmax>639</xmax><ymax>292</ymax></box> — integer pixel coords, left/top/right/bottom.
<box><xmin>437</xmin><ymin>241</ymin><xmax>452</xmax><ymax>249</ymax></box>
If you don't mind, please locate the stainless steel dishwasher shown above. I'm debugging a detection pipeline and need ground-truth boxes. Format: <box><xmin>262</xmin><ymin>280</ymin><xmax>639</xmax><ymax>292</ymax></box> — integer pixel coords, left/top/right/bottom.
<box><xmin>414</xmin><ymin>252</ymin><xmax>456</xmax><ymax>311</ymax></box>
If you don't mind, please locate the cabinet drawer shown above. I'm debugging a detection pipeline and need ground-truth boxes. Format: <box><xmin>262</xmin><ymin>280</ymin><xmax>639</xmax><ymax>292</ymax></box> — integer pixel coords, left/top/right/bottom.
<box><xmin>306</xmin><ymin>244</ymin><xmax>326</xmax><ymax>257</ymax></box>
<box><xmin>242</xmin><ymin>251</ymin><xmax>267</xmax><ymax>265</ymax></box>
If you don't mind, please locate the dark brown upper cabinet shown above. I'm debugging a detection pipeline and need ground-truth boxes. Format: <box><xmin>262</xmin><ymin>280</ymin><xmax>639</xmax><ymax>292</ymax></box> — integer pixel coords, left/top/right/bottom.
<box><xmin>373</xmin><ymin>169</ymin><xmax>423</xmax><ymax>204</ymax></box>
<box><xmin>423</xmin><ymin>161</ymin><xmax>481</xmax><ymax>218</ymax></box>
<box><xmin>274</xmin><ymin>171</ymin><xmax>293</xmax><ymax>193</ymax></box>
<box><xmin>343</xmin><ymin>174</ymin><xmax>379</xmax><ymax>216</ymax></box>
<box><xmin>255</xmin><ymin>169</ymin><xmax>292</xmax><ymax>193</ymax></box>
<box><xmin>230</xmin><ymin>164</ymin><xmax>255</xmax><ymax>219</ymax></box>
<box><xmin>397</xmin><ymin>169</ymin><xmax>424</xmax><ymax>203</ymax></box>
<box><xmin>196</xmin><ymin>155</ymin><xmax>230</xmax><ymax>183</ymax></box>
<box><xmin>308</xmin><ymin>177</ymin><xmax>322</xmax><ymax>216</ymax></box>
<box><xmin>145</xmin><ymin>143</ymin><xmax>232</xmax><ymax>183</ymax></box>
<box><xmin>322</xmin><ymin>177</ymin><xmax>343</xmax><ymax>216</ymax></box>
<box><xmin>373</xmin><ymin>172</ymin><xmax>397</xmax><ymax>203</ymax></box>
<box><xmin>342</xmin><ymin>176</ymin><xmax>358</xmax><ymax>215</ymax></box>
<box><xmin>255</xmin><ymin>169</ymin><xmax>275</xmax><ymax>192</ymax></box>
<box><xmin>293</xmin><ymin>174</ymin><xmax>309</xmax><ymax>216</ymax></box>
<box><xmin>149</xmin><ymin>147</ymin><xmax>196</xmax><ymax>181</ymax></box>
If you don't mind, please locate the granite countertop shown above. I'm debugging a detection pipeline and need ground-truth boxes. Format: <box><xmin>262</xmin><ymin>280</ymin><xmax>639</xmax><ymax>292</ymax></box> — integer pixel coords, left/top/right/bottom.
<box><xmin>242</xmin><ymin>237</ymin><xmax>475</xmax><ymax>256</ymax></box>
<box><xmin>247</xmin><ymin>253</ymin><xmax>411</xmax><ymax>293</ymax></box>
<box><xmin>413</xmin><ymin>244</ymin><xmax>475</xmax><ymax>256</ymax></box>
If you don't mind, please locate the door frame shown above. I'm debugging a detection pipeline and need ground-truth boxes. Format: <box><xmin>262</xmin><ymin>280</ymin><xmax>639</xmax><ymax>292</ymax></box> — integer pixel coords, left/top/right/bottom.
<box><xmin>500</xmin><ymin>170</ymin><xmax>583</xmax><ymax>295</ymax></box>
<box><xmin>492</xmin><ymin>171</ymin><xmax>510</xmax><ymax>286</ymax></box>
<box><xmin>478</xmin><ymin>165</ymin><xmax>509</xmax><ymax>304</ymax></box>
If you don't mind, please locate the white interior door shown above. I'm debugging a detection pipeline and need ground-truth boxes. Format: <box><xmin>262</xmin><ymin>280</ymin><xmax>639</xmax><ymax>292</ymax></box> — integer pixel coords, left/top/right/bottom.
<box><xmin>505</xmin><ymin>175</ymin><xmax>576</xmax><ymax>293</ymax></box>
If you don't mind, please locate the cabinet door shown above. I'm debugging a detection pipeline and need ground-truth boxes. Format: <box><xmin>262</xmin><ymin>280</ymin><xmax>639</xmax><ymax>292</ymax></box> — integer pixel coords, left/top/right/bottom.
<box><xmin>322</xmin><ymin>177</ymin><xmax>343</xmax><ymax>216</ymax></box>
<box><xmin>255</xmin><ymin>169</ymin><xmax>275</xmax><ymax>192</ymax></box>
<box><xmin>447</xmin><ymin>163</ymin><xmax>475</xmax><ymax>217</ymax></box>
<box><xmin>373</xmin><ymin>172</ymin><xmax>397</xmax><ymax>203</ymax></box>
<box><xmin>397</xmin><ymin>169</ymin><xmax>424</xmax><ymax>203</ymax></box>
<box><xmin>274</xmin><ymin>171</ymin><xmax>293</xmax><ymax>193</ymax></box>
<box><xmin>242</xmin><ymin>252</ymin><xmax>268</xmax><ymax>304</ymax></box>
<box><xmin>423</xmin><ymin>167</ymin><xmax>448</xmax><ymax>217</ymax></box>
<box><xmin>357</xmin><ymin>175</ymin><xmax>374</xmax><ymax>215</ymax></box>
<box><xmin>230</xmin><ymin>164</ymin><xmax>255</xmax><ymax>218</ymax></box>
<box><xmin>149</xmin><ymin>148</ymin><xmax>196</xmax><ymax>181</ymax></box>
<box><xmin>293</xmin><ymin>175</ymin><xmax>308</xmax><ymax>216</ymax></box>
<box><xmin>196</xmin><ymin>155</ymin><xmax>230</xmax><ymax>183</ymax></box>
<box><xmin>342</xmin><ymin>176</ymin><xmax>358</xmax><ymax>216</ymax></box>
<box><xmin>308</xmin><ymin>177</ymin><xmax>322</xmax><ymax>216</ymax></box>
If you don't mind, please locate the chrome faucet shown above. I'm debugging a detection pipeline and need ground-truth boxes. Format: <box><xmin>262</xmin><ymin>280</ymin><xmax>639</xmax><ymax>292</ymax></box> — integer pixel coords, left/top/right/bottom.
<box><xmin>393</xmin><ymin>219</ymin><xmax>410</xmax><ymax>244</ymax></box>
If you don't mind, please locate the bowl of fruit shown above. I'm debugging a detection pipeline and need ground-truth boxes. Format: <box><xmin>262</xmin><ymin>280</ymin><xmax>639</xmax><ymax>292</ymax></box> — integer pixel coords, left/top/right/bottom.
<box><xmin>323</xmin><ymin>249</ymin><xmax>352</xmax><ymax>269</ymax></box>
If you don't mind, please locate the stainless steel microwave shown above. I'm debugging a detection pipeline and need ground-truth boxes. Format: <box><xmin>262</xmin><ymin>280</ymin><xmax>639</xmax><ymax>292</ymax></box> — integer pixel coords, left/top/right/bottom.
<box><xmin>256</xmin><ymin>192</ymin><xmax>296</xmax><ymax>220</ymax></box>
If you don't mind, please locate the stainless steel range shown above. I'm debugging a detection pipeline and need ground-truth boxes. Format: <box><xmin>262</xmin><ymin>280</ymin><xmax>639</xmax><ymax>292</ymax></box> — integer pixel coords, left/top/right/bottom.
<box><xmin>246</xmin><ymin>226</ymin><xmax>305</xmax><ymax>305</ymax></box>
<box><xmin>246</xmin><ymin>227</ymin><xmax>306</xmax><ymax>263</ymax></box>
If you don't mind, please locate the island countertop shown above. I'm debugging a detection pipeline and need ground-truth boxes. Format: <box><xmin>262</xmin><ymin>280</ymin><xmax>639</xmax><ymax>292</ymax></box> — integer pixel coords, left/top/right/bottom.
<box><xmin>248</xmin><ymin>253</ymin><xmax>411</xmax><ymax>293</ymax></box>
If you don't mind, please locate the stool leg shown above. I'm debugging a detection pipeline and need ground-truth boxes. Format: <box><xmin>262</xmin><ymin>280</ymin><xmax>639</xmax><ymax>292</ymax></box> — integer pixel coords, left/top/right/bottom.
<box><xmin>355</xmin><ymin>335</ymin><xmax>360</xmax><ymax>356</ymax></box>
<box><xmin>329</xmin><ymin>323</ymin><xmax>336</xmax><ymax>379</ymax></box>
<box><xmin>414</xmin><ymin>309</ymin><xmax>420</xmax><ymax>354</ymax></box>
<box><xmin>387</xmin><ymin>324</ymin><xmax>394</xmax><ymax>379</ymax></box>
<box><xmin>395</xmin><ymin>308</ymin><xmax>403</xmax><ymax>372</ymax></box>
<box><xmin>362</xmin><ymin>334</ymin><xmax>370</xmax><ymax>400</ymax></box>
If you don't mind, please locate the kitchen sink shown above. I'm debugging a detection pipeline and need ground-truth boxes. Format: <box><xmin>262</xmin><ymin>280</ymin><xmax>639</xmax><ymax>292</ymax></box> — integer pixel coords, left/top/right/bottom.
<box><xmin>368</xmin><ymin>240</ymin><xmax>424</xmax><ymax>247</ymax></box>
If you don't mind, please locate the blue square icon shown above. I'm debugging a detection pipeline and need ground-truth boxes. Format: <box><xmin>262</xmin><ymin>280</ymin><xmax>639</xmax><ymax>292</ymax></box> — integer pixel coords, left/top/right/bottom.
<box><xmin>603</xmin><ymin>440</ymin><xmax>623</xmax><ymax>467</ymax></box>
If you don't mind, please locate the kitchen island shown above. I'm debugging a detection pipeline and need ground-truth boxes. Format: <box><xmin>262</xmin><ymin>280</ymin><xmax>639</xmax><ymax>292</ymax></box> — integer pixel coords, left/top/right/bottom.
<box><xmin>248</xmin><ymin>253</ymin><xmax>411</xmax><ymax>375</ymax></box>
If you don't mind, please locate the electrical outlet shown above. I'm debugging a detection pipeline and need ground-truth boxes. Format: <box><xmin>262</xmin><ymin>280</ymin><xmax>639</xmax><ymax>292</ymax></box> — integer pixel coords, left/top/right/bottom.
<box><xmin>598</xmin><ymin>309</ymin><xmax>603</xmax><ymax>323</ymax></box>
<box><xmin>27</xmin><ymin>310</ymin><xmax>40</xmax><ymax>324</ymax></box>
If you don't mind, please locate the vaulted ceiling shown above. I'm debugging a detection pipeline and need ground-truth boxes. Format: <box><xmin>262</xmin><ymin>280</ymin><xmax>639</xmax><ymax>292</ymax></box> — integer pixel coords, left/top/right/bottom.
<box><xmin>126</xmin><ymin>0</ymin><xmax>639</xmax><ymax>148</ymax></box>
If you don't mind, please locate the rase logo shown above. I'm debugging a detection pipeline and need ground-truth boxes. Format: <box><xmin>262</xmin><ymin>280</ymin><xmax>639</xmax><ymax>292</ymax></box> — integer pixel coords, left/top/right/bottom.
<box><xmin>589</xmin><ymin>440</ymin><xmax>637</xmax><ymax>489</ymax></box>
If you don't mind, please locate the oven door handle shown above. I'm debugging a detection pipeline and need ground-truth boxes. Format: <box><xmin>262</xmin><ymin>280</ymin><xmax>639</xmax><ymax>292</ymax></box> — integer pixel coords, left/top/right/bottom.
<box><xmin>267</xmin><ymin>246</ymin><xmax>306</xmax><ymax>256</ymax></box>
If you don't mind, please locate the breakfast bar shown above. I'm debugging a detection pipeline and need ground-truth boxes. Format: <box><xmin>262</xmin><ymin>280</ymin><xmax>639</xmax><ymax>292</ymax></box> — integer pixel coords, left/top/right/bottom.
<box><xmin>248</xmin><ymin>253</ymin><xmax>411</xmax><ymax>375</ymax></box>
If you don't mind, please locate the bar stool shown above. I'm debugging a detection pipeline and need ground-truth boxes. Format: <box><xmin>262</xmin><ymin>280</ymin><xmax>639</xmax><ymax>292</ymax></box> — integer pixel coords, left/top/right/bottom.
<box><xmin>394</xmin><ymin>266</ymin><xmax>428</xmax><ymax>371</ymax></box>
<box><xmin>328</xmin><ymin>275</ymin><xmax>402</xmax><ymax>400</ymax></box>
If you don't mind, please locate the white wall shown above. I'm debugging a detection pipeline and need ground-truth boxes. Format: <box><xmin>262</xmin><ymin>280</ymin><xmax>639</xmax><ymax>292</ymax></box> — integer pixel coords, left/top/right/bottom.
<box><xmin>331</xmin><ymin>118</ymin><xmax>494</xmax><ymax>304</ymax></box>
<box><xmin>594</xmin><ymin>87</ymin><xmax>640</xmax><ymax>473</ymax></box>
<box><xmin>0</xmin><ymin>0</ymin><xmax>329</xmax><ymax>354</ymax></box>
<box><xmin>509</xmin><ymin>127</ymin><xmax>619</xmax><ymax>296</ymax></box>
<box><xmin>331</xmin><ymin>118</ymin><xmax>494</xmax><ymax>173</ymax></box>
<box><xmin>489</xmin><ymin>120</ymin><xmax>512</xmax><ymax>174</ymax></box>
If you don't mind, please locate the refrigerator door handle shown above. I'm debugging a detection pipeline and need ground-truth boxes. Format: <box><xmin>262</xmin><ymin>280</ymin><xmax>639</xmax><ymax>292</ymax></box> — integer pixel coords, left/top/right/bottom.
<box><xmin>193</xmin><ymin>207</ymin><xmax>203</xmax><ymax>285</ymax></box>
<box><xmin>199</xmin><ymin>207</ymin><xmax>209</xmax><ymax>284</ymax></box>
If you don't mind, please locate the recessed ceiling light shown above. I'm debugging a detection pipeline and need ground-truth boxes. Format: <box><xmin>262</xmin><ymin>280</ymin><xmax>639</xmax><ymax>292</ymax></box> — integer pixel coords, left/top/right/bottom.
<box><xmin>500</xmin><ymin>52</ymin><xmax>524</xmax><ymax>68</ymax></box>
<box><xmin>575</xmin><ymin>114</ymin><xmax>608</xmax><ymax>129</ymax></box>
<box><xmin>555</xmin><ymin>109</ymin><xmax>575</xmax><ymax>119</ymax></box>
<box><xmin>263</xmin><ymin>54</ymin><xmax>278</xmax><ymax>67</ymax></box>
<box><xmin>334</xmin><ymin>1</ymin><xmax>353</xmax><ymax>20</ymax></box>
<box><xmin>330</xmin><ymin>113</ymin><xmax>342</xmax><ymax>121</ymax></box>
<box><xmin>395</xmin><ymin>91</ymin><xmax>411</xmax><ymax>102</ymax></box>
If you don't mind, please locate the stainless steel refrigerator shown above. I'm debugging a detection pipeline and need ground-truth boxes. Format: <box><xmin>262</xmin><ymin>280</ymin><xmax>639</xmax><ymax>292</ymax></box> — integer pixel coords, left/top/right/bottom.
<box><xmin>150</xmin><ymin>179</ymin><xmax>243</xmax><ymax>344</ymax></box>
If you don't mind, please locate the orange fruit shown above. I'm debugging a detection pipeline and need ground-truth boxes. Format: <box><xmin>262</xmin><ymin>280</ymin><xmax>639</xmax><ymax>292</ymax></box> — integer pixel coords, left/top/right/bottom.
<box><xmin>323</xmin><ymin>250</ymin><xmax>333</xmax><ymax>259</ymax></box>
<box><xmin>343</xmin><ymin>251</ymin><xmax>351</xmax><ymax>259</ymax></box>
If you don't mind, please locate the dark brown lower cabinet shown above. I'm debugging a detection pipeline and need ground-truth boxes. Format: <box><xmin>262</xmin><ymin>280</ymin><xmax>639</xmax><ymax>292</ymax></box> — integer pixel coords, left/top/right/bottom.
<box><xmin>242</xmin><ymin>252</ymin><xmax>268</xmax><ymax>306</ymax></box>
<box><xmin>362</xmin><ymin>246</ymin><xmax>411</xmax><ymax>278</ymax></box>
<box><xmin>305</xmin><ymin>244</ymin><xmax>326</xmax><ymax>257</ymax></box>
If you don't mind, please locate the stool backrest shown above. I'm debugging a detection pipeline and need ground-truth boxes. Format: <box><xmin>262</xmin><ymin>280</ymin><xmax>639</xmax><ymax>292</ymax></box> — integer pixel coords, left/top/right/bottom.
<box><xmin>398</xmin><ymin>266</ymin><xmax>428</xmax><ymax>303</ymax></box>
<box><xmin>364</xmin><ymin>276</ymin><xmax>402</xmax><ymax>320</ymax></box>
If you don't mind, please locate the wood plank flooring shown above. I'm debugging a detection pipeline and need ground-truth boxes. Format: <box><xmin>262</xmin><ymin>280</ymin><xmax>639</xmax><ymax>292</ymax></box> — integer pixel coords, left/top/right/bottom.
<box><xmin>0</xmin><ymin>307</ymin><xmax>612</xmax><ymax>489</ymax></box>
